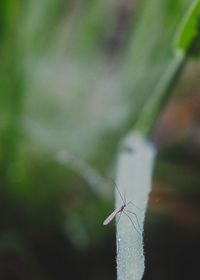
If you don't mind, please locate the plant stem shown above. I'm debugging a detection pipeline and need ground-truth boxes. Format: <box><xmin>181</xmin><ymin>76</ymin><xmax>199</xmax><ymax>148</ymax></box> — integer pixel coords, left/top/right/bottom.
<box><xmin>116</xmin><ymin>132</ymin><xmax>156</xmax><ymax>280</ymax></box>
<box><xmin>134</xmin><ymin>52</ymin><xmax>185</xmax><ymax>137</ymax></box>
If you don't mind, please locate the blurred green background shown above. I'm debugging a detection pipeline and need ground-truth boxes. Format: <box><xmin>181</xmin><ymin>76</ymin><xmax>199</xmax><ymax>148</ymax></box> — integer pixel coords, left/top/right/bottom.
<box><xmin>0</xmin><ymin>0</ymin><xmax>200</xmax><ymax>279</ymax></box>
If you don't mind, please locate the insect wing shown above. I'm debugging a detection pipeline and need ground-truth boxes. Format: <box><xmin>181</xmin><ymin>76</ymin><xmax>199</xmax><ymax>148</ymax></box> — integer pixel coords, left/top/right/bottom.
<box><xmin>103</xmin><ymin>207</ymin><xmax>121</xmax><ymax>225</ymax></box>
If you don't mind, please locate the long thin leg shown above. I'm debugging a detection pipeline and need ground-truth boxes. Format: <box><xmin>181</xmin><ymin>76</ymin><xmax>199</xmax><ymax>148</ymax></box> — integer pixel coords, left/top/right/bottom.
<box><xmin>125</xmin><ymin>209</ymin><xmax>142</xmax><ymax>232</ymax></box>
<box><xmin>123</xmin><ymin>190</ymin><xmax>126</xmax><ymax>205</ymax></box>
<box><xmin>113</xmin><ymin>182</ymin><xmax>126</xmax><ymax>205</ymax></box>
<box><xmin>116</xmin><ymin>211</ymin><xmax>122</xmax><ymax>226</ymax></box>
<box><xmin>126</xmin><ymin>201</ymin><xmax>143</xmax><ymax>211</ymax></box>
<box><xmin>116</xmin><ymin>212</ymin><xmax>122</xmax><ymax>256</ymax></box>
<box><xmin>123</xmin><ymin>211</ymin><xmax>140</xmax><ymax>235</ymax></box>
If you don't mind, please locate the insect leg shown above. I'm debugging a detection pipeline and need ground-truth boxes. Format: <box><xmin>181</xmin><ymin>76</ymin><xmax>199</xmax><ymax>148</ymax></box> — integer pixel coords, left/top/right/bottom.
<box><xmin>126</xmin><ymin>201</ymin><xmax>143</xmax><ymax>211</ymax></box>
<box><xmin>123</xmin><ymin>211</ymin><xmax>141</xmax><ymax>235</ymax></box>
<box><xmin>125</xmin><ymin>209</ymin><xmax>142</xmax><ymax>232</ymax></box>
<box><xmin>116</xmin><ymin>211</ymin><xmax>122</xmax><ymax>226</ymax></box>
<box><xmin>112</xmin><ymin>181</ymin><xmax>126</xmax><ymax>205</ymax></box>
<box><xmin>123</xmin><ymin>190</ymin><xmax>127</xmax><ymax>205</ymax></box>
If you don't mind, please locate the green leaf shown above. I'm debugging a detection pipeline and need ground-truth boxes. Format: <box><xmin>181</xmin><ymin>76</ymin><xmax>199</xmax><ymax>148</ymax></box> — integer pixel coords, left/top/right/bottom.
<box><xmin>175</xmin><ymin>0</ymin><xmax>200</xmax><ymax>56</ymax></box>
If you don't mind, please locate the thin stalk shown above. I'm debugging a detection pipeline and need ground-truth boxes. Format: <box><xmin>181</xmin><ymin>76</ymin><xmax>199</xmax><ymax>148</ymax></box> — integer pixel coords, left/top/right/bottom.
<box><xmin>134</xmin><ymin>52</ymin><xmax>185</xmax><ymax>137</ymax></box>
<box><xmin>116</xmin><ymin>132</ymin><xmax>156</xmax><ymax>280</ymax></box>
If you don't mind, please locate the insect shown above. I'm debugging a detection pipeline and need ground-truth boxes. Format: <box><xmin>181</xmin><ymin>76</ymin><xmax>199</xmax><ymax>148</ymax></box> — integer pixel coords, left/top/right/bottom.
<box><xmin>103</xmin><ymin>185</ymin><xmax>141</xmax><ymax>234</ymax></box>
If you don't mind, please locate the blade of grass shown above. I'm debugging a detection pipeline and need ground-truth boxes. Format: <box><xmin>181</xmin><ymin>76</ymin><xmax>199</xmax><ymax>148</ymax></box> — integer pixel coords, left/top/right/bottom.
<box><xmin>116</xmin><ymin>132</ymin><xmax>156</xmax><ymax>280</ymax></box>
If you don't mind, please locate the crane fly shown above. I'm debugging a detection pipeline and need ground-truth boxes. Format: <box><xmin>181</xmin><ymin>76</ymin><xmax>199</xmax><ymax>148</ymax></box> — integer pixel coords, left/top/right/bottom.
<box><xmin>103</xmin><ymin>185</ymin><xmax>142</xmax><ymax>234</ymax></box>
<box><xmin>103</xmin><ymin>204</ymin><xmax>125</xmax><ymax>225</ymax></box>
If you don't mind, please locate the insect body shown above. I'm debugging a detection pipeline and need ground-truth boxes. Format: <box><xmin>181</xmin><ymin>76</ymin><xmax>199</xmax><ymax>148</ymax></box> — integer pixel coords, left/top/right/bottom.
<box><xmin>103</xmin><ymin>186</ymin><xmax>142</xmax><ymax>234</ymax></box>
<box><xmin>103</xmin><ymin>205</ymin><xmax>125</xmax><ymax>225</ymax></box>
